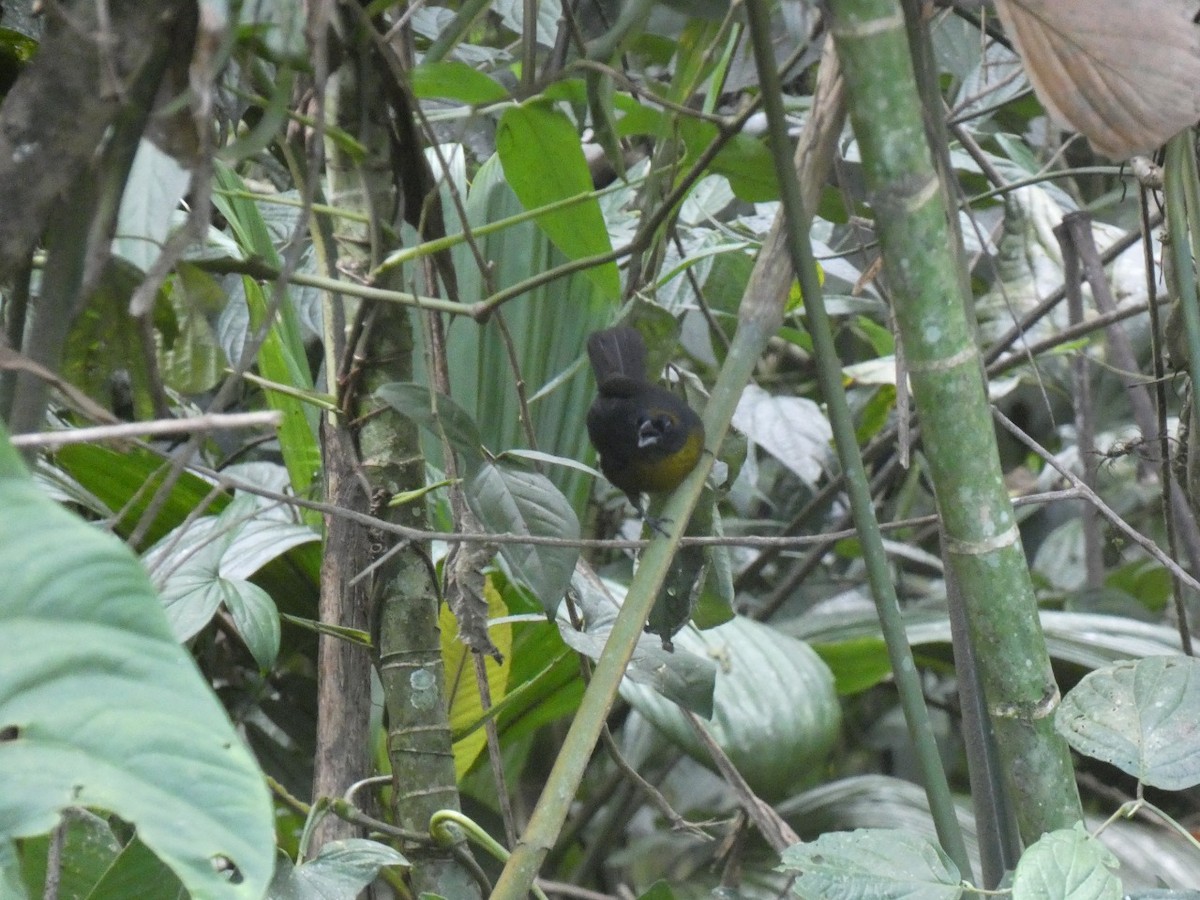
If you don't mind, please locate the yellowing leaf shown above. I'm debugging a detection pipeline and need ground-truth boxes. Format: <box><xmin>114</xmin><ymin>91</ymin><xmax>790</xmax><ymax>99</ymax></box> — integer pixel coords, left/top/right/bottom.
<box><xmin>440</xmin><ymin>576</ymin><xmax>512</xmax><ymax>780</ymax></box>
<box><xmin>994</xmin><ymin>0</ymin><xmax>1200</xmax><ymax>158</ymax></box>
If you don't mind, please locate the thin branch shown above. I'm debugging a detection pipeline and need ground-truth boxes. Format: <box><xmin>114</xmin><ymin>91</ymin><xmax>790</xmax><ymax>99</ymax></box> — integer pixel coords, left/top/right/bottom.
<box><xmin>994</xmin><ymin>409</ymin><xmax>1200</xmax><ymax>598</ymax></box>
<box><xmin>182</xmin><ymin>456</ymin><xmax>1082</xmax><ymax>550</ymax></box>
<box><xmin>9</xmin><ymin>411</ymin><xmax>282</xmax><ymax>449</ymax></box>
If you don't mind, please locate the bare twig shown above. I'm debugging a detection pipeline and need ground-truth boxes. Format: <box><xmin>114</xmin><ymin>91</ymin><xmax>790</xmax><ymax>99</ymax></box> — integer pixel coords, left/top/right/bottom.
<box><xmin>683</xmin><ymin>712</ymin><xmax>798</xmax><ymax>853</ymax></box>
<box><xmin>994</xmin><ymin>409</ymin><xmax>1200</xmax><ymax>597</ymax></box>
<box><xmin>181</xmin><ymin>456</ymin><xmax>1083</xmax><ymax>551</ymax></box>
<box><xmin>9</xmin><ymin>411</ymin><xmax>282</xmax><ymax>448</ymax></box>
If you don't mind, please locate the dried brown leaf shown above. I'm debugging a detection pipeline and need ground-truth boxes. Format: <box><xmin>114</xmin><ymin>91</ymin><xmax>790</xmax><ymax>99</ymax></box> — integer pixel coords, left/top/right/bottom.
<box><xmin>994</xmin><ymin>0</ymin><xmax>1200</xmax><ymax>158</ymax></box>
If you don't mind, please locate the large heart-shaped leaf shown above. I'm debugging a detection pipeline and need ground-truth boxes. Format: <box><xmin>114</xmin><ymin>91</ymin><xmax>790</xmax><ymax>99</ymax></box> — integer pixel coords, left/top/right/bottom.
<box><xmin>620</xmin><ymin>614</ymin><xmax>840</xmax><ymax>799</ymax></box>
<box><xmin>466</xmin><ymin>459</ymin><xmax>580</xmax><ymax>613</ymax></box>
<box><xmin>779</xmin><ymin>829</ymin><xmax>961</xmax><ymax>900</ymax></box>
<box><xmin>1056</xmin><ymin>656</ymin><xmax>1200</xmax><ymax>789</ymax></box>
<box><xmin>0</xmin><ymin>431</ymin><xmax>274</xmax><ymax>898</ymax></box>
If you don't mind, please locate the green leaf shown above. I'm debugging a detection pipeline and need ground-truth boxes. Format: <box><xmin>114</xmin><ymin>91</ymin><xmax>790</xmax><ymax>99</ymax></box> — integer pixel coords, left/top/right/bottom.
<box><xmin>1</xmin><ymin>839</ymin><xmax>27</xmax><ymax>900</ymax></box>
<box><xmin>813</xmin><ymin>636</ymin><xmax>895</xmax><ymax>695</ymax></box>
<box><xmin>1011</xmin><ymin>824</ymin><xmax>1120</xmax><ymax>900</ymax></box>
<box><xmin>465</xmin><ymin>460</ymin><xmax>580</xmax><ymax>612</ymax></box>
<box><xmin>778</xmin><ymin>829</ymin><xmax>961</xmax><ymax>899</ymax></box>
<box><xmin>562</xmin><ymin>569</ymin><xmax>717</xmax><ymax>718</ymax></box>
<box><xmin>1056</xmin><ymin>656</ymin><xmax>1200</xmax><ymax>789</ymax></box>
<box><xmin>496</xmin><ymin>101</ymin><xmax>620</xmax><ymax>299</ymax></box>
<box><xmin>678</xmin><ymin>119</ymin><xmax>778</xmax><ymax>202</ymax></box>
<box><xmin>409</xmin><ymin>61</ymin><xmax>508</xmax><ymax>104</ymax></box>
<box><xmin>113</xmin><ymin>139</ymin><xmax>192</xmax><ymax>274</ymax></box>
<box><xmin>267</xmin><ymin>840</ymin><xmax>407</xmax><ymax>900</ymax></box>
<box><xmin>85</xmin><ymin>835</ymin><xmax>186</xmax><ymax>900</ymax></box>
<box><xmin>213</xmin><ymin>161</ymin><xmax>281</xmax><ymax>267</ymax></box>
<box><xmin>374</xmin><ymin>382</ymin><xmax>484</xmax><ymax>460</ymax></box>
<box><xmin>147</xmin><ymin>494</ymin><xmax>316</xmax><ymax>667</ymax></box>
<box><xmin>621</xmin><ymin>615</ymin><xmax>840</xmax><ymax>800</ymax></box>
<box><xmin>242</xmin><ymin>278</ymin><xmax>320</xmax><ymax>499</ymax></box>
<box><xmin>636</xmin><ymin>881</ymin><xmax>677</xmax><ymax>900</ymax></box>
<box><xmin>159</xmin><ymin>264</ymin><xmax>229</xmax><ymax>394</ymax></box>
<box><xmin>219</xmin><ymin>66</ymin><xmax>295</xmax><ymax>164</ymax></box>
<box><xmin>62</xmin><ymin>257</ymin><xmax>160</xmax><ymax>422</ymax></box>
<box><xmin>220</xmin><ymin>578</ymin><xmax>282</xmax><ymax>671</ymax></box>
<box><xmin>15</xmin><ymin>808</ymin><xmax>120</xmax><ymax>900</ymax></box>
<box><xmin>732</xmin><ymin>384</ymin><xmax>832</xmax><ymax>486</ymax></box>
<box><xmin>0</xmin><ymin>431</ymin><xmax>274</xmax><ymax>898</ymax></box>
<box><xmin>484</xmin><ymin>595</ymin><xmax>583</xmax><ymax>745</ymax></box>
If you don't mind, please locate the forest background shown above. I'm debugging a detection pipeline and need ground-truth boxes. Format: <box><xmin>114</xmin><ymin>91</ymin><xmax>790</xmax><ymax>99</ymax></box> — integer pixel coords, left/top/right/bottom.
<box><xmin>4</xmin><ymin>0</ymin><xmax>1200</xmax><ymax>897</ymax></box>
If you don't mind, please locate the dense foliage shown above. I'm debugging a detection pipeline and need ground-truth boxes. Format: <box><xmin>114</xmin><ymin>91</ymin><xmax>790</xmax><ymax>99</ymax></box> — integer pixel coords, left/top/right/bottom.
<box><xmin>3</xmin><ymin>0</ymin><xmax>1200</xmax><ymax>898</ymax></box>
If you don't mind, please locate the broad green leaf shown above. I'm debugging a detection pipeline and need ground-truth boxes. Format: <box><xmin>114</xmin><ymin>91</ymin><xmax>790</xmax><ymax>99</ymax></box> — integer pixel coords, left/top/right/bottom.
<box><xmin>565</xmin><ymin>570</ymin><xmax>716</xmax><ymax>718</ymax></box>
<box><xmin>221</xmin><ymin>578</ymin><xmax>282</xmax><ymax>671</ymax></box>
<box><xmin>491</xmin><ymin>0</ymin><xmax>560</xmax><ymax>46</ymax></box>
<box><xmin>1</xmin><ymin>839</ymin><xmax>26</xmax><ymax>900</ymax></box>
<box><xmin>496</xmin><ymin>101</ymin><xmax>620</xmax><ymax>299</ymax></box>
<box><xmin>465</xmin><ymin>460</ymin><xmax>580</xmax><ymax>612</ymax></box>
<box><xmin>1012</xmin><ymin>824</ymin><xmax>1120</xmax><ymax>900</ymax></box>
<box><xmin>779</xmin><ymin>829</ymin><xmax>961</xmax><ymax>899</ymax></box>
<box><xmin>84</xmin><ymin>835</ymin><xmax>185</xmax><ymax>900</ymax></box>
<box><xmin>678</xmin><ymin>119</ymin><xmax>778</xmax><ymax>202</ymax></box>
<box><xmin>731</xmin><ymin>384</ymin><xmax>832</xmax><ymax>487</ymax></box>
<box><xmin>113</xmin><ymin>138</ymin><xmax>191</xmax><ymax>273</ymax></box>
<box><xmin>147</xmin><ymin>494</ymin><xmax>316</xmax><ymax>668</ymax></box>
<box><xmin>484</xmin><ymin>583</ymin><xmax>583</xmax><ymax>744</ymax></box>
<box><xmin>0</xmin><ymin>431</ymin><xmax>274</xmax><ymax>898</ymax></box>
<box><xmin>409</xmin><ymin>61</ymin><xmax>508</xmax><ymax>104</ymax></box>
<box><xmin>62</xmin><ymin>256</ymin><xmax>160</xmax><ymax>421</ymax></box>
<box><xmin>796</xmin><ymin>608</ymin><xmax>1187</xmax><ymax>675</ymax></box>
<box><xmin>159</xmin><ymin>263</ymin><xmax>229</xmax><ymax>394</ymax></box>
<box><xmin>813</xmin><ymin>636</ymin><xmax>895</xmax><ymax>695</ymax></box>
<box><xmin>374</xmin><ymin>382</ymin><xmax>484</xmax><ymax>460</ymax></box>
<box><xmin>441</xmin><ymin>577</ymin><xmax>512</xmax><ymax>779</ymax></box>
<box><xmin>15</xmin><ymin>808</ymin><xmax>120</xmax><ymax>900</ymax></box>
<box><xmin>267</xmin><ymin>840</ymin><xmax>407</xmax><ymax>900</ymax></box>
<box><xmin>622</xmin><ymin>615</ymin><xmax>840</xmax><ymax>800</ymax></box>
<box><xmin>1056</xmin><ymin>656</ymin><xmax>1200</xmax><ymax>789</ymax></box>
<box><xmin>53</xmin><ymin>444</ymin><xmax>228</xmax><ymax>545</ymax></box>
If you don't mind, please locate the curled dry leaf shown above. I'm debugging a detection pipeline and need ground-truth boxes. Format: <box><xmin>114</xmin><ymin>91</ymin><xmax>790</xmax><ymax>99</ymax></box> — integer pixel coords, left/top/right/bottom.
<box><xmin>993</xmin><ymin>0</ymin><xmax>1200</xmax><ymax>158</ymax></box>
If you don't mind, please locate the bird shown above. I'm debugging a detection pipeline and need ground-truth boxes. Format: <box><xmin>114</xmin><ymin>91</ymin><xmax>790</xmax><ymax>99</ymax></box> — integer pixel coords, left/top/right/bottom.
<box><xmin>586</xmin><ymin>325</ymin><xmax>704</xmax><ymax>528</ymax></box>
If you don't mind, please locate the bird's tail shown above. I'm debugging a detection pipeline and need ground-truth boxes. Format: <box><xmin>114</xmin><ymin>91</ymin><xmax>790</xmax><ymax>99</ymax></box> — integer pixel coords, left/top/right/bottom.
<box><xmin>587</xmin><ymin>326</ymin><xmax>647</xmax><ymax>388</ymax></box>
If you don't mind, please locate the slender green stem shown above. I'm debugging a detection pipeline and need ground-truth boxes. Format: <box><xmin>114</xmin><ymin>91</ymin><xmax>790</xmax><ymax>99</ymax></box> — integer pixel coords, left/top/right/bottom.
<box><xmin>743</xmin><ymin>0</ymin><xmax>970</xmax><ymax>876</ymax></box>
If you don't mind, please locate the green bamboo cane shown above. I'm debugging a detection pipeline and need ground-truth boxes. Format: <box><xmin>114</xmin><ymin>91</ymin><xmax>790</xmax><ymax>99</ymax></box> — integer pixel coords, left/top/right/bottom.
<box><xmin>1164</xmin><ymin>133</ymin><xmax>1200</xmax><ymax>432</ymax></box>
<box><xmin>742</xmin><ymin>0</ymin><xmax>970</xmax><ymax>875</ymax></box>
<box><xmin>823</xmin><ymin>0</ymin><xmax>1082</xmax><ymax>842</ymax></box>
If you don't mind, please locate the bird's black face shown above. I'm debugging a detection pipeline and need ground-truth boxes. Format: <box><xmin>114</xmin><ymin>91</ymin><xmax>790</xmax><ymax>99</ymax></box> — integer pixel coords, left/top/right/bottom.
<box><xmin>637</xmin><ymin>412</ymin><xmax>681</xmax><ymax>451</ymax></box>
